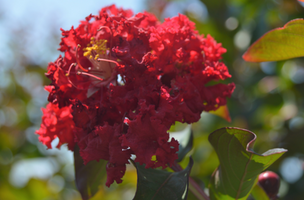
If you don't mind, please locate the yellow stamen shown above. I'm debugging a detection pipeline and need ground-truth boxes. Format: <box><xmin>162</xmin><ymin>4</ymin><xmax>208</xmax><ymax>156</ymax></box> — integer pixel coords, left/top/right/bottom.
<box><xmin>83</xmin><ymin>37</ymin><xmax>109</xmax><ymax>60</ymax></box>
<box><xmin>151</xmin><ymin>155</ymin><xmax>157</xmax><ymax>162</ymax></box>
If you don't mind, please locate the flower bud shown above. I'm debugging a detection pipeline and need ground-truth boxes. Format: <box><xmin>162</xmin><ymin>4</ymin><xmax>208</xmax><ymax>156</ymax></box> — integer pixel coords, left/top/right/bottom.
<box><xmin>258</xmin><ymin>171</ymin><xmax>280</xmax><ymax>200</ymax></box>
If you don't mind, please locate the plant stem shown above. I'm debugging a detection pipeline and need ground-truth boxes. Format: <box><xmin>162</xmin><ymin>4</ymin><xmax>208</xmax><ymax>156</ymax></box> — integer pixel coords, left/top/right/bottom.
<box><xmin>171</xmin><ymin>162</ymin><xmax>210</xmax><ymax>200</ymax></box>
<box><xmin>188</xmin><ymin>176</ymin><xmax>210</xmax><ymax>200</ymax></box>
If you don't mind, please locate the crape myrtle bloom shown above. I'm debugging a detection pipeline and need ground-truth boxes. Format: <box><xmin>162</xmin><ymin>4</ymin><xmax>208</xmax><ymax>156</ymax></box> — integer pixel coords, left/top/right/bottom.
<box><xmin>36</xmin><ymin>5</ymin><xmax>235</xmax><ymax>187</ymax></box>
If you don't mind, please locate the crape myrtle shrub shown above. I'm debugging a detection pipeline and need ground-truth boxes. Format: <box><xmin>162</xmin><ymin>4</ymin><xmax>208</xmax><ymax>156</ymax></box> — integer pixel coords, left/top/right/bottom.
<box><xmin>36</xmin><ymin>5</ymin><xmax>234</xmax><ymax>187</ymax></box>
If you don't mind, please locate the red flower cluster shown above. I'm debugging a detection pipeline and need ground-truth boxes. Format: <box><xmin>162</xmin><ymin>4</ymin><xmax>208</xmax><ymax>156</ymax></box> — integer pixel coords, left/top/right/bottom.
<box><xmin>37</xmin><ymin>5</ymin><xmax>234</xmax><ymax>187</ymax></box>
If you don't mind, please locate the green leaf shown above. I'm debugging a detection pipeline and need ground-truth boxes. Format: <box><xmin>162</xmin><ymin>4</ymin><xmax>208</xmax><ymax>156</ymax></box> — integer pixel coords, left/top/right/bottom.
<box><xmin>251</xmin><ymin>182</ymin><xmax>270</xmax><ymax>200</ymax></box>
<box><xmin>74</xmin><ymin>144</ymin><xmax>108</xmax><ymax>200</ymax></box>
<box><xmin>208</xmin><ymin>127</ymin><xmax>287</xmax><ymax>200</ymax></box>
<box><xmin>133</xmin><ymin>157</ymin><xmax>194</xmax><ymax>200</ymax></box>
<box><xmin>170</xmin><ymin>125</ymin><xmax>194</xmax><ymax>162</ymax></box>
<box><xmin>243</xmin><ymin>19</ymin><xmax>304</xmax><ymax>62</ymax></box>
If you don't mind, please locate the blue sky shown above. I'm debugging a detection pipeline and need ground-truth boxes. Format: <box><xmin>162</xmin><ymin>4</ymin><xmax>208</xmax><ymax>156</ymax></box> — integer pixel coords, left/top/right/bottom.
<box><xmin>0</xmin><ymin>0</ymin><xmax>145</xmax><ymax>66</ymax></box>
<box><xmin>1</xmin><ymin>0</ymin><xmax>144</xmax><ymax>30</ymax></box>
<box><xmin>0</xmin><ymin>0</ymin><xmax>206</xmax><ymax>65</ymax></box>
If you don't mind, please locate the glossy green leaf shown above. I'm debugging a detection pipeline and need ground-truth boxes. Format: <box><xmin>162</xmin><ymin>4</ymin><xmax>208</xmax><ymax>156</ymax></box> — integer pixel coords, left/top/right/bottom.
<box><xmin>251</xmin><ymin>182</ymin><xmax>270</xmax><ymax>200</ymax></box>
<box><xmin>74</xmin><ymin>144</ymin><xmax>108</xmax><ymax>200</ymax></box>
<box><xmin>208</xmin><ymin>127</ymin><xmax>287</xmax><ymax>200</ymax></box>
<box><xmin>170</xmin><ymin>125</ymin><xmax>194</xmax><ymax>162</ymax></box>
<box><xmin>133</xmin><ymin>157</ymin><xmax>193</xmax><ymax>200</ymax></box>
<box><xmin>243</xmin><ymin>19</ymin><xmax>304</xmax><ymax>62</ymax></box>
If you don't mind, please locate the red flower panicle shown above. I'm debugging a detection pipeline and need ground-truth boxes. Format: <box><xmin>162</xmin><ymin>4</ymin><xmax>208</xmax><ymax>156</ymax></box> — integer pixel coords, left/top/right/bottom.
<box><xmin>36</xmin><ymin>5</ymin><xmax>235</xmax><ymax>187</ymax></box>
<box><xmin>36</xmin><ymin>101</ymin><xmax>75</xmax><ymax>150</ymax></box>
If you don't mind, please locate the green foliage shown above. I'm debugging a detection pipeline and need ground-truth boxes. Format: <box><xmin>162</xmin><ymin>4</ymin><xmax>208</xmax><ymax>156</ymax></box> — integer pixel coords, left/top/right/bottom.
<box><xmin>74</xmin><ymin>145</ymin><xmax>107</xmax><ymax>200</ymax></box>
<box><xmin>208</xmin><ymin>128</ymin><xmax>287</xmax><ymax>200</ymax></box>
<box><xmin>243</xmin><ymin>19</ymin><xmax>304</xmax><ymax>62</ymax></box>
<box><xmin>133</xmin><ymin>158</ymin><xmax>193</xmax><ymax>200</ymax></box>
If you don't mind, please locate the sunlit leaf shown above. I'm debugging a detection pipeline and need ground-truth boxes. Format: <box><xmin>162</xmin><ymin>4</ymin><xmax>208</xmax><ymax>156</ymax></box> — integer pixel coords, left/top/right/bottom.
<box><xmin>209</xmin><ymin>105</ymin><xmax>231</xmax><ymax>122</ymax></box>
<box><xmin>208</xmin><ymin>127</ymin><xmax>287</xmax><ymax>200</ymax></box>
<box><xmin>170</xmin><ymin>125</ymin><xmax>194</xmax><ymax>162</ymax></box>
<box><xmin>74</xmin><ymin>144</ymin><xmax>107</xmax><ymax>200</ymax></box>
<box><xmin>243</xmin><ymin>19</ymin><xmax>304</xmax><ymax>62</ymax></box>
<box><xmin>133</xmin><ymin>157</ymin><xmax>193</xmax><ymax>200</ymax></box>
<box><xmin>251</xmin><ymin>182</ymin><xmax>270</xmax><ymax>200</ymax></box>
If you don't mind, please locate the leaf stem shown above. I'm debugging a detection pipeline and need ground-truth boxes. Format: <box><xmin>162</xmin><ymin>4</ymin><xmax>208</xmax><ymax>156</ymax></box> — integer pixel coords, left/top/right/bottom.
<box><xmin>171</xmin><ymin>162</ymin><xmax>210</xmax><ymax>200</ymax></box>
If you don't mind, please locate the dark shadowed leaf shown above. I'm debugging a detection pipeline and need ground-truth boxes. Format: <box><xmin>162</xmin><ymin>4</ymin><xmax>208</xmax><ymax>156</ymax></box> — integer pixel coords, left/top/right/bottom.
<box><xmin>243</xmin><ymin>19</ymin><xmax>304</xmax><ymax>62</ymax></box>
<box><xmin>74</xmin><ymin>144</ymin><xmax>108</xmax><ymax>200</ymax></box>
<box><xmin>208</xmin><ymin>127</ymin><xmax>287</xmax><ymax>200</ymax></box>
<box><xmin>170</xmin><ymin>125</ymin><xmax>194</xmax><ymax>162</ymax></box>
<box><xmin>133</xmin><ymin>157</ymin><xmax>193</xmax><ymax>200</ymax></box>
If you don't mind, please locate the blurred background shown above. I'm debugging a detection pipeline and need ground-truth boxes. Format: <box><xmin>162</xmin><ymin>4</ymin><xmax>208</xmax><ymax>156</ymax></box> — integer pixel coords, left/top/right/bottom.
<box><xmin>0</xmin><ymin>0</ymin><xmax>304</xmax><ymax>199</ymax></box>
